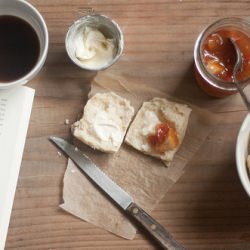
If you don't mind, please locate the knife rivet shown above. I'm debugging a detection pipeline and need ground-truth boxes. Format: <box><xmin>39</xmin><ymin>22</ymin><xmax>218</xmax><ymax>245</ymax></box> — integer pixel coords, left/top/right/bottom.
<box><xmin>133</xmin><ymin>207</ymin><xmax>139</xmax><ymax>214</ymax></box>
<box><xmin>151</xmin><ymin>224</ymin><xmax>157</xmax><ymax>230</ymax></box>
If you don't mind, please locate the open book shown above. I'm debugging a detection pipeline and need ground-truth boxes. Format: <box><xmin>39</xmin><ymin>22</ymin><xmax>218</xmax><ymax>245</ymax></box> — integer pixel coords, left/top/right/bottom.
<box><xmin>0</xmin><ymin>86</ymin><xmax>35</xmax><ymax>250</ymax></box>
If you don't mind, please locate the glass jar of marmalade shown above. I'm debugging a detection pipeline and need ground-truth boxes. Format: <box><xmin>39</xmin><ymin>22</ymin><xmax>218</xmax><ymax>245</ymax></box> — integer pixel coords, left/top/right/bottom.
<box><xmin>194</xmin><ymin>17</ymin><xmax>250</xmax><ymax>97</ymax></box>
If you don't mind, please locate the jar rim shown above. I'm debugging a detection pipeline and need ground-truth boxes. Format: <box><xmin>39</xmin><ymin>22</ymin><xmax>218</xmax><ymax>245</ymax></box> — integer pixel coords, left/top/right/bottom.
<box><xmin>194</xmin><ymin>17</ymin><xmax>250</xmax><ymax>92</ymax></box>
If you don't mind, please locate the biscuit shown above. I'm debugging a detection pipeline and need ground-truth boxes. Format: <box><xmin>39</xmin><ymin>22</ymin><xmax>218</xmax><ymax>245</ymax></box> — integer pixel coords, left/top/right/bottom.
<box><xmin>72</xmin><ymin>92</ymin><xmax>134</xmax><ymax>153</ymax></box>
<box><xmin>125</xmin><ymin>97</ymin><xmax>191</xmax><ymax>166</ymax></box>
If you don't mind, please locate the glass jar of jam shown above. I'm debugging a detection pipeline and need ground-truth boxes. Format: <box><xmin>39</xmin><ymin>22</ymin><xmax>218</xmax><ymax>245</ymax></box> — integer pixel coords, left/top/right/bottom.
<box><xmin>194</xmin><ymin>17</ymin><xmax>250</xmax><ymax>97</ymax></box>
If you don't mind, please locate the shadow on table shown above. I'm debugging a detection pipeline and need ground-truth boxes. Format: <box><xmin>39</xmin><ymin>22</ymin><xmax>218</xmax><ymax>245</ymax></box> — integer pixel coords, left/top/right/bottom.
<box><xmin>31</xmin><ymin>44</ymin><xmax>97</xmax><ymax>101</ymax></box>
<box><xmin>186</xmin><ymin>163</ymin><xmax>250</xmax><ymax>249</ymax></box>
<box><xmin>171</xmin><ymin>63</ymin><xmax>235</xmax><ymax>112</ymax></box>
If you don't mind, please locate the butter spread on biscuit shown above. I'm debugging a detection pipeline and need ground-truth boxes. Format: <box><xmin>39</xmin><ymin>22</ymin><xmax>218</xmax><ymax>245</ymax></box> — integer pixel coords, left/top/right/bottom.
<box><xmin>141</xmin><ymin>111</ymin><xmax>161</xmax><ymax>136</ymax></box>
<box><xmin>92</xmin><ymin>111</ymin><xmax>123</xmax><ymax>146</ymax></box>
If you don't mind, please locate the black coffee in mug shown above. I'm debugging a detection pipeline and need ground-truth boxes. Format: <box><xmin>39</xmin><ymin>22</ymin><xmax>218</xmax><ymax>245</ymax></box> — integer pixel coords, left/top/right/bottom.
<box><xmin>0</xmin><ymin>15</ymin><xmax>40</xmax><ymax>82</ymax></box>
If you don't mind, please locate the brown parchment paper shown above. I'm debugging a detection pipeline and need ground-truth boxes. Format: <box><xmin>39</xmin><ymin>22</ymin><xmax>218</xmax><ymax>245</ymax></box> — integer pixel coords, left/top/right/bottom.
<box><xmin>60</xmin><ymin>73</ymin><xmax>220</xmax><ymax>240</ymax></box>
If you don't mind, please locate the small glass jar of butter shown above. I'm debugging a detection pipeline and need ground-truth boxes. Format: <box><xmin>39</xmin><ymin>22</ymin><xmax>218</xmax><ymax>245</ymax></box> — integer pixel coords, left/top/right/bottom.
<box><xmin>65</xmin><ymin>14</ymin><xmax>124</xmax><ymax>71</ymax></box>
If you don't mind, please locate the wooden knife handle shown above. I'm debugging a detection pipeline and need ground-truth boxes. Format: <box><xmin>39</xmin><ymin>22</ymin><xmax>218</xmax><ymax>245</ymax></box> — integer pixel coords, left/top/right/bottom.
<box><xmin>127</xmin><ymin>202</ymin><xmax>185</xmax><ymax>250</ymax></box>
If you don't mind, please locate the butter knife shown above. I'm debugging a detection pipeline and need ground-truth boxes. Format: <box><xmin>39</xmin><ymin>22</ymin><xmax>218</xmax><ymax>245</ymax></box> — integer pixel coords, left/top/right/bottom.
<box><xmin>50</xmin><ymin>136</ymin><xmax>185</xmax><ymax>250</ymax></box>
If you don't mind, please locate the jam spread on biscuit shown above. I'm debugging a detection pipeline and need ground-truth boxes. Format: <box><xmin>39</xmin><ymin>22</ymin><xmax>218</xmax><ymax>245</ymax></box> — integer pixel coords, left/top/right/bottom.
<box><xmin>148</xmin><ymin>122</ymin><xmax>179</xmax><ymax>153</ymax></box>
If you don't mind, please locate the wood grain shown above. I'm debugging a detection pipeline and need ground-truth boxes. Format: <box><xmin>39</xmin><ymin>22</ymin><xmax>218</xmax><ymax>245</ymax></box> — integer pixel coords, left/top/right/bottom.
<box><xmin>5</xmin><ymin>0</ymin><xmax>250</xmax><ymax>249</ymax></box>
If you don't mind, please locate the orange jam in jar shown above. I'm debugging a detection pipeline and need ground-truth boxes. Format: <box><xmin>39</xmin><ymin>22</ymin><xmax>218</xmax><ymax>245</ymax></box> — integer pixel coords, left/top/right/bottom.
<box><xmin>194</xmin><ymin>18</ymin><xmax>250</xmax><ymax>97</ymax></box>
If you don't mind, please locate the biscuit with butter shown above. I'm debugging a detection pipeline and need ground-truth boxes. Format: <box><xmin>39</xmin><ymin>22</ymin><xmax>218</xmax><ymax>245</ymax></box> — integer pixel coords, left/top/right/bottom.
<box><xmin>125</xmin><ymin>98</ymin><xmax>191</xmax><ymax>166</ymax></box>
<box><xmin>72</xmin><ymin>92</ymin><xmax>134</xmax><ymax>153</ymax></box>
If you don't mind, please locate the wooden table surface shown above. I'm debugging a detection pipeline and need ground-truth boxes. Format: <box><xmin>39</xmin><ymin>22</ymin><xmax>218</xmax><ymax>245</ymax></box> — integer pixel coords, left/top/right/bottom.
<box><xmin>5</xmin><ymin>0</ymin><xmax>250</xmax><ymax>249</ymax></box>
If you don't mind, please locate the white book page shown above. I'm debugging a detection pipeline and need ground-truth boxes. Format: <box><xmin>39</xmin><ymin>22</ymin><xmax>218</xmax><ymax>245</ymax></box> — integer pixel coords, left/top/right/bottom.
<box><xmin>0</xmin><ymin>86</ymin><xmax>35</xmax><ymax>250</ymax></box>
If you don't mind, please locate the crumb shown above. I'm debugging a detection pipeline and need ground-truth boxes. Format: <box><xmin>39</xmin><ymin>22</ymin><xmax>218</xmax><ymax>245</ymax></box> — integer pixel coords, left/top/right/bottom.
<box><xmin>64</xmin><ymin>119</ymin><xmax>70</xmax><ymax>125</ymax></box>
<box><xmin>74</xmin><ymin>147</ymin><xmax>79</xmax><ymax>151</ymax></box>
<box><xmin>57</xmin><ymin>151</ymin><xmax>62</xmax><ymax>157</ymax></box>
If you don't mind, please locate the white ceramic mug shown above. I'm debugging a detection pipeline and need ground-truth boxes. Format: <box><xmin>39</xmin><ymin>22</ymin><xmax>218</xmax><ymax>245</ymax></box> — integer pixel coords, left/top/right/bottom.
<box><xmin>0</xmin><ymin>0</ymin><xmax>49</xmax><ymax>89</ymax></box>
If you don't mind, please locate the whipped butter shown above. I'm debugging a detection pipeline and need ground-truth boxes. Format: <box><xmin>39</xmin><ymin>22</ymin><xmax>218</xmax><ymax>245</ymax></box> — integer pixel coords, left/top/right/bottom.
<box><xmin>74</xmin><ymin>26</ymin><xmax>115</xmax><ymax>69</ymax></box>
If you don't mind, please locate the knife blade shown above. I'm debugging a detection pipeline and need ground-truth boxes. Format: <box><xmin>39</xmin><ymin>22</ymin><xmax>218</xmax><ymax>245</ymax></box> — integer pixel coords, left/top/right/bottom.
<box><xmin>50</xmin><ymin>136</ymin><xmax>185</xmax><ymax>250</ymax></box>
